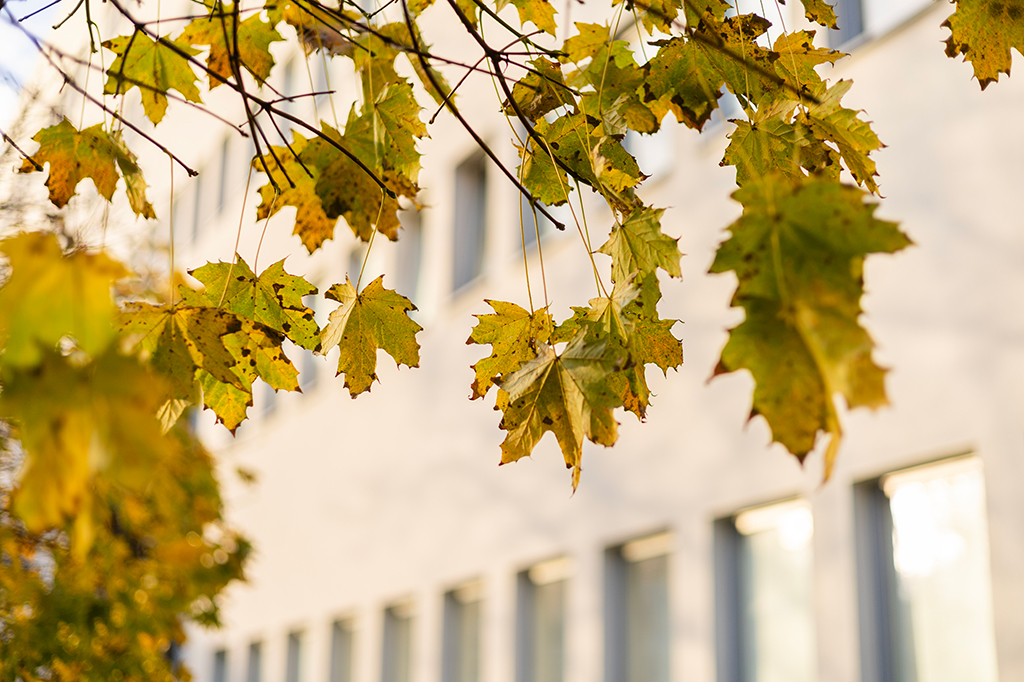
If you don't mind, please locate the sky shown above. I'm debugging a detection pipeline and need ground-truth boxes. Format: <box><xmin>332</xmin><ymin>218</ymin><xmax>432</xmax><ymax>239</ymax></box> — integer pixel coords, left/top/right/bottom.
<box><xmin>0</xmin><ymin>0</ymin><xmax>58</xmax><ymax>128</ymax></box>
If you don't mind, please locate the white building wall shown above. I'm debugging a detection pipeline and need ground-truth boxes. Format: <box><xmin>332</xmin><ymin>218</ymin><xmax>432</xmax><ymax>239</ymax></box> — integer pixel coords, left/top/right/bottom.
<box><xmin>66</xmin><ymin>1</ymin><xmax>1019</xmax><ymax>681</ymax></box>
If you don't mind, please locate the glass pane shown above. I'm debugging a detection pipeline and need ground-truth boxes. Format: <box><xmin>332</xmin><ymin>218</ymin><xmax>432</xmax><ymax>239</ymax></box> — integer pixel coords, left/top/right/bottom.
<box><xmin>884</xmin><ymin>459</ymin><xmax>999</xmax><ymax>682</ymax></box>
<box><xmin>452</xmin><ymin>153</ymin><xmax>487</xmax><ymax>291</ymax></box>
<box><xmin>285</xmin><ymin>631</ymin><xmax>303</xmax><ymax>682</ymax></box>
<box><xmin>246</xmin><ymin>642</ymin><xmax>262</xmax><ymax>682</ymax></box>
<box><xmin>330</xmin><ymin>620</ymin><xmax>355</xmax><ymax>682</ymax></box>
<box><xmin>213</xmin><ymin>649</ymin><xmax>227</xmax><ymax>682</ymax></box>
<box><xmin>736</xmin><ymin>500</ymin><xmax>816</xmax><ymax>682</ymax></box>
<box><xmin>625</xmin><ymin>554</ymin><xmax>670</xmax><ymax>682</ymax></box>
<box><xmin>383</xmin><ymin>605</ymin><xmax>413</xmax><ymax>682</ymax></box>
<box><xmin>532</xmin><ymin>579</ymin><xmax>566</xmax><ymax>682</ymax></box>
<box><xmin>444</xmin><ymin>586</ymin><xmax>482</xmax><ymax>682</ymax></box>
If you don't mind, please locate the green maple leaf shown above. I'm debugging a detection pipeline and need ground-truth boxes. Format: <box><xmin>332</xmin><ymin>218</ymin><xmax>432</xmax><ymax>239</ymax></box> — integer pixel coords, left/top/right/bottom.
<box><xmin>643</xmin><ymin>12</ymin><xmax>774</xmax><ymax>129</ymax></box>
<box><xmin>102</xmin><ymin>31</ymin><xmax>202</xmax><ymax>124</ymax></box>
<box><xmin>504</xmin><ymin>58</ymin><xmax>574</xmax><ymax>122</ymax></box>
<box><xmin>710</xmin><ymin>175</ymin><xmax>910</xmax><ymax>477</ymax></box>
<box><xmin>625</xmin><ymin>274</ymin><xmax>682</xmax><ymax>375</ymax></box>
<box><xmin>320</xmin><ymin>276</ymin><xmax>422</xmax><ymax>396</ymax></box>
<box><xmin>119</xmin><ymin>303</ymin><xmax>245</xmax><ymax>403</ymax></box>
<box><xmin>798</xmin><ymin>0</ymin><xmax>838</xmax><ymax>29</ymax></box>
<box><xmin>467</xmin><ymin>300</ymin><xmax>554</xmax><ymax>399</ymax></box>
<box><xmin>198</xmin><ymin>369</ymin><xmax>251</xmax><ymax>432</ymax></box>
<box><xmin>186</xmin><ymin>256</ymin><xmax>320</xmax><ymax>350</ymax></box>
<box><xmin>18</xmin><ymin>119</ymin><xmax>155</xmax><ymax>217</ymax></box>
<box><xmin>520</xmin><ymin>112</ymin><xmax>642</xmax><ymax>209</ymax></box>
<box><xmin>598</xmin><ymin>207</ymin><xmax>682</xmax><ymax>284</ymax></box>
<box><xmin>181</xmin><ymin>2</ymin><xmax>284</xmax><ymax>88</ymax></box>
<box><xmin>943</xmin><ymin>0</ymin><xmax>1024</xmax><ymax>89</ymax></box>
<box><xmin>496</xmin><ymin>334</ymin><xmax>620</xmax><ymax>490</ymax></box>
<box><xmin>0</xmin><ymin>232</ymin><xmax>128</xmax><ymax>367</ymax></box>
<box><xmin>800</xmin><ymin>80</ymin><xmax>882</xmax><ymax>192</ymax></box>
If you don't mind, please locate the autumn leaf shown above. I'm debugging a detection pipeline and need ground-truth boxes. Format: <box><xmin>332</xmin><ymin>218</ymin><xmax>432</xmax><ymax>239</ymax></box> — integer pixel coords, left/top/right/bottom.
<box><xmin>798</xmin><ymin>0</ymin><xmax>838</xmax><ymax>29</ymax></box>
<box><xmin>119</xmin><ymin>303</ymin><xmax>244</xmax><ymax>404</ymax></box>
<box><xmin>0</xmin><ymin>350</ymin><xmax>176</xmax><ymax>537</ymax></box>
<box><xmin>503</xmin><ymin>0</ymin><xmax>557</xmax><ymax>35</ymax></box>
<box><xmin>181</xmin><ymin>1</ymin><xmax>284</xmax><ymax>87</ymax></box>
<box><xmin>103</xmin><ymin>31</ymin><xmax>202</xmax><ymax>124</ymax></box>
<box><xmin>642</xmin><ymin>12</ymin><xmax>774</xmax><ymax>129</ymax></box>
<box><xmin>467</xmin><ymin>301</ymin><xmax>554</xmax><ymax>399</ymax></box>
<box><xmin>18</xmin><ymin>119</ymin><xmax>155</xmax><ymax>217</ymax></box>
<box><xmin>496</xmin><ymin>334</ymin><xmax>621</xmax><ymax>489</ymax></box>
<box><xmin>943</xmin><ymin>0</ymin><xmax>1024</xmax><ymax>89</ymax></box>
<box><xmin>597</xmin><ymin>207</ymin><xmax>682</xmax><ymax>284</ymax></box>
<box><xmin>320</xmin><ymin>276</ymin><xmax>422</xmax><ymax>396</ymax></box>
<box><xmin>710</xmin><ymin>175</ymin><xmax>910</xmax><ymax>477</ymax></box>
<box><xmin>799</xmin><ymin>80</ymin><xmax>882</xmax><ymax>193</ymax></box>
<box><xmin>0</xmin><ymin>232</ymin><xmax>128</xmax><ymax>367</ymax></box>
<box><xmin>186</xmin><ymin>256</ymin><xmax>320</xmax><ymax>350</ymax></box>
<box><xmin>504</xmin><ymin>58</ymin><xmax>574</xmax><ymax>122</ymax></box>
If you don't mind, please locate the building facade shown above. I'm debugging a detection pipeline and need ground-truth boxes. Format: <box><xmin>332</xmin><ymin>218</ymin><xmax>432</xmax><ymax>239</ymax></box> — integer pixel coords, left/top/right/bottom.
<box><xmin>67</xmin><ymin>0</ymin><xmax>1021</xmax><ymax>681</ymax></box>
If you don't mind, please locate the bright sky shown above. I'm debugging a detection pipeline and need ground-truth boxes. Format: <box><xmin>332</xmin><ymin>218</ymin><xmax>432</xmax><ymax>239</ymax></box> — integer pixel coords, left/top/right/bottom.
<box><xmin>0</xmin><ymin>0</ymin><xmax>58</xmax><ymax>128</ymax></box>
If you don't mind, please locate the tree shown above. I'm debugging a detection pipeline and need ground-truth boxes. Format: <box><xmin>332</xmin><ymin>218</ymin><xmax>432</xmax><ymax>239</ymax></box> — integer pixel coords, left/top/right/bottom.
<box><xmin>0</xmin><ymin>0</ymin><xmax>1019</xmax><ymax>676</ymax></box>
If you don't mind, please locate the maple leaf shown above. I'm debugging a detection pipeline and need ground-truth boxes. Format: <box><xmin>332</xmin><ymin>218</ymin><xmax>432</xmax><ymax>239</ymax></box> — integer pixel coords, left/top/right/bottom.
<box><xmin>320</xmin><ymin>276</ymin><xmax>422</xmax><ymax>396</ymax></box>
<box><xmin>943</xmin><ymin>0</ymin><xmax>1024</xmax><ymax>89</ymax></box>
<box><xmin>186</xmin><ymin>256</ymin><xmax>320</xmax><ymax>350</ymax></box>
<box><xmin>643</xmin><ymin>12</ymin><xmax>774</xmax><ymax>129</ymax></box>
<box><xmin>102</xmin><ymin>31</ymin><xmax>203</xmax><ymax>124</ymax></box>
<box><xmin>254</xmin><ymin>132</ymin><xmax>337</xmax><ymax>252</ymax></box>
<box><xmin>181</xmin><ymin>1</ymin><xmax>284</xmax><ymax>88</ymax></box>
<box><xmin>799</xmin><ymin>80</ymin><xmax>882</xmax><ymax>193</ymax></box>
<box><xmin>496</xmin><ymin>334</ymin><xmax>621</xmax><ymax>489</ymax></box>
<box><xmin>597</xmin><ymin>207</ymin><xmax>682</xmax><ymax>284</ymax></box>
<box><xmin>710</xmin><ymin>175</ymin><xmax>910</xmax><ymax>477</ymax></box>
<box><xmin>504</xmin><ymin>58</ymin><xmax>574</xmax><ymax>122</ymax></box>
<box><xmin>770</xmin><ymin>31</ymin><xmax>843</xmax><ymax>100</ymax></box>
<box><xmin>0</xmin><ymin>232</ymin><xmax>128</xmax><ymax>367</ymax></box>
<box><xmin>798</xmin><ymin>0</ymin><xmax>838</xmax><ymax>29</ymax></box>
<box><xmin>18</xmin><ymin>119</ymin><xmax>155</xmax><ymax>217</ymax></box>
<box><xmin>119</xmin><ymin>303</ymin><xmax>245</xmax><ymax>404</ymax></box>
<box><xmin>520</xmin><ymin>112</ymin><xmax>642</xmax><ymax>210</ymax></box>
<box><xmin>467</xmin><ymin>301</ymin><xmax>554</xmax><ymax>399</ymax></box>
<box><xmin>503</xmin><ymin>0</ymin><xmax>557</xmax><ymax>35</ymax></box>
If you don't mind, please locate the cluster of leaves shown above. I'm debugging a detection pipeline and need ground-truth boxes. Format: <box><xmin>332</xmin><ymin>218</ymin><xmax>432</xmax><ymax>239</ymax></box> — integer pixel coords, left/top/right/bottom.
<box><xmin>0</xmin><ymin>233</ymin><xmax>249</xmax><ymax>679</ymax></box>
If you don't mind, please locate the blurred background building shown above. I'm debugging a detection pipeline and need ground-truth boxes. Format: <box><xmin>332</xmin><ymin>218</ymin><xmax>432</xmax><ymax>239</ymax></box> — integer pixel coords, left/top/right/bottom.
<box><xmin>5</xmin><ymin>0</ymin><xmax>1024</xmax><ymax>680</ymax></box>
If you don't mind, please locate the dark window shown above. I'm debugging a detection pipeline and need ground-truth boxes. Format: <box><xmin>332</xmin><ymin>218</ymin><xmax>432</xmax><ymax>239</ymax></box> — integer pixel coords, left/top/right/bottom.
<box><xmin>213</xmin><ymin>649</ymin><xmax>227</xmax><ymax>682</ymax></box>
<box><xmin>246</xmin><ymin>641</ymin><xmax>262</xmax><ymax>682</ymax></box>
<box><xmin>452</xmin><ymin>153</ymin><xmax>488</xmax><ymax>292</ymax></box>
<box><xmin>382</xmin><ymin>602</ymin><xmax>414</xmax><ymax>682</ymax></box>
<box><xmin>285</xmin><ymin>631</ymin><xmax>303</xmax><ymax>682</ymax></box>
<box><xmin>395</xmin><ymin>209</ymin><xmax>423</xmax><ymax>300</ymax></box>
<box><xmin>516</xmin><ymin>559</ymin><xmax>570</xmax><ymax>682</ymax></box>
<box><xmin>442</xmin><ymin>583</ymin><xmax>482</xmax><ymax>682</ymax></box>
<box><xmin>605</xmin><ymin>533</ymin><xmax>671</xmax><ymax>682</ymax></box>
<box><xmin>829</xmin><ymin>0</ymin><xmax>864</xmax><ymax>47</ymax></box>
<box><xmin>330</xmin><ymin>619</ymin><xmax>355</xmax><ymax>682</ymax></box>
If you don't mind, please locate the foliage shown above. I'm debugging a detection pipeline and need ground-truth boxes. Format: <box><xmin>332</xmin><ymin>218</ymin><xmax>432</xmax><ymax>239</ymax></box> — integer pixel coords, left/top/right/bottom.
<box><xmin>0</xmin><ymin>0</ymin><xmax>1018</xmax><ymax>674</ymax></box>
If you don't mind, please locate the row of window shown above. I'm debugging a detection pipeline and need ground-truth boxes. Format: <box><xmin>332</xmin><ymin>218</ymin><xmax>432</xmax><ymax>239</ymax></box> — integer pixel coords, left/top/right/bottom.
<box><xmin>210</xmin><ymin>455</ymin><xmax>998</xmax><ymax>682</ymax></box>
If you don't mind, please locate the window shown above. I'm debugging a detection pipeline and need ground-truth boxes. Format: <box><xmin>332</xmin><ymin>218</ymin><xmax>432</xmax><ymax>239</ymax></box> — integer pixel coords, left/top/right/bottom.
<box><xmin>395</xmin><ymin>209</ymin><xmax>423</xmax><ymax>300</ymax></box>
<box><xmin>829</xmin><ymin>0</ymin><xmax>865</xmax><ymax>47</ymax></box>
<box><xmin>715</xmin><ymin>499</ymin><xmax>816</xmax><ymax>682</ymax></box>
<box><xmin>442</xmin><ymin>582</ymin><xmax>483</xmax><ymax>682</ymax></box>
<box><xmin>382</xmin><ymin>601</ymin><xmax>414</xmax><ymax>682</ymax></box>
<box><xmin>516</xmin><ymin>558</ymin><xmax>571</xmax><ymax>682</ymax></box>
<box><xmin>330</xmin><ymin>619</ymin><xmax>356</xmax><ymax>682</ymax></box>
<box><xmin>452</xmin><ymin>152</ymin><xmax>488</xmax><ymax>292</ymax></box>
<box><xmin>192</xmin><ymin>179</ymin><xmax>204</xmax><ymax>242</ymax></box>
<box><xmin>213</xmin><ymin>649</ymin><xmax>228</xmax><ymax>682</ymax></box>
<box><xmin>285</xmin><ymin>630</ymin><xmax>304</xmax><ymax>682</ymax></box>
<box><xmin>855</xmin><ymin>456</ymin><xmax>999</xmax><ymax>682</ymax></box>
<box><xmin>300</xmin><ymin>294</ymin><xmax>319</xmax><ymax>392</ymax></box>
<box><xmin>349</xmin><ymin>244</ymin><xmax>367</xmax><ymax>285</ymax></box>
<box><xmin>217</xmin><ymin>136</ymin><xmax>231</xmax><ymax>215</ymax></box>
<box><xmin>246</xmin><ymin>641</ymin><xmax>262</xmax><ymax>682</ymax></box>
<box><xmin>605</xmin><ymin>532</ymin><xmax>672</xmax><ymax>682</ymax></box>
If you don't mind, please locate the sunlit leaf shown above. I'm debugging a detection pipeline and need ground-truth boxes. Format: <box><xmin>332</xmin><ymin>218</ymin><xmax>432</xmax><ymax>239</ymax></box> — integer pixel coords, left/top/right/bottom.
<box><xmin>102</xmin><ymin>31</ymin><xmax>202</xmax><ymax>124</ymax></box>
